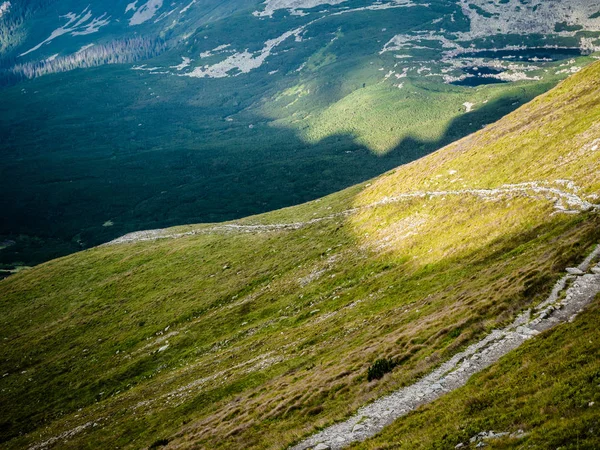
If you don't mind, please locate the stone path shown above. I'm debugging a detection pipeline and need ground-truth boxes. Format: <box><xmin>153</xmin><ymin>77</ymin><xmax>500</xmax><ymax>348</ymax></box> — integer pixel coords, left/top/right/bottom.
<box><xmin>107</xmin><ymin>181</ymin><xmax>599</xmax><ymax>245</ymax></box>
<box><xmin>289</xmin><ymin>245</ymin><xmax>600</xmax><ymax>450</ymax></box>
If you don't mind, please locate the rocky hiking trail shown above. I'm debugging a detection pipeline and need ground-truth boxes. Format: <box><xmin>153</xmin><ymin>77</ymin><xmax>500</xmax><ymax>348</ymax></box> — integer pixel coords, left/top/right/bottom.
<box><xmin>107</xmin><ymin>181</ymin><xmax>599</xmax><ymax>245</ymax></box>
<box><xmin>290</xmin><ymin>244</ymin><xmax>600</xmax><ymax>450</ymax></box>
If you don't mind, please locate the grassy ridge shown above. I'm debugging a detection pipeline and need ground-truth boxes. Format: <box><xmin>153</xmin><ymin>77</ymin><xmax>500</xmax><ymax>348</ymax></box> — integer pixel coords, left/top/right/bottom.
<box><xmin>0</xmin><ymin>63</ymin><xmax>599</xmax><ymax>449</ymax></box>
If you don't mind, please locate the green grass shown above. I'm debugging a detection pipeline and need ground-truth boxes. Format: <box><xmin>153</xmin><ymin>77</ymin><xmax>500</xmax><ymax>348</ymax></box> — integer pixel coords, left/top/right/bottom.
<box><xmin>351</xmin><ymin>293</ymin><xmax>600</xmax><ymax>449</ymax></box>
<box><xmin>0</xmin><ymin>62</ymin><xmax>599</xmax><ymax>449</ymax></box>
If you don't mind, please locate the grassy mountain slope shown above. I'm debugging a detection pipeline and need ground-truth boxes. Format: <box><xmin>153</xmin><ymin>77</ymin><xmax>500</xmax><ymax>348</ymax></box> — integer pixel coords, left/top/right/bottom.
<box><xmin>1</xmin><ymin>62</ymin><xmax>600</xmax><ymax>449</ymax></box>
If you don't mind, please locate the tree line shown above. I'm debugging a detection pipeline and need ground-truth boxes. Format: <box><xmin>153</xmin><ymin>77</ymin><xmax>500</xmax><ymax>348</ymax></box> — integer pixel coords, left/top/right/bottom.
<box><xmin>1</xmin><ymin>37</ymin><xmax>166</xmax><ymax>84</ymax></box>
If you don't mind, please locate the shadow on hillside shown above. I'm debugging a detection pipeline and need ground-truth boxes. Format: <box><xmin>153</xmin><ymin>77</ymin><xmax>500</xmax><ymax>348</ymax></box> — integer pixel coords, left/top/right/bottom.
<box><xmin>0</xmin><ymin>78</ymin><xmax>544</xmax><ymax>268</ymax></box>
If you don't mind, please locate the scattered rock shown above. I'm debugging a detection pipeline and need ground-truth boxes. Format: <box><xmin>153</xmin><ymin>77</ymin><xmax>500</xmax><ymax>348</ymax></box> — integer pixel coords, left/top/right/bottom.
<box><xmin>352</xmin><ymin>424</ymin><xmax>365</xmax><ymax>433</ymax></box>
<box><xmin>313</xmin><ymin>444</ymin><xmax>330</xmax><ymax>450</ymax></box>
<box><xmin>508</xmin><ymin>429</ymin><xmax>528</xmax><ymax>440</ymax></box>
<box><xmin>566</xmin><ymin>267</ymin><xmax>584</xmax><ymax>275</ymax></box>
<box><xmin>469</xmin><ymin>429</ymin><xmax>519</xmax><ymax>444</ymax></box>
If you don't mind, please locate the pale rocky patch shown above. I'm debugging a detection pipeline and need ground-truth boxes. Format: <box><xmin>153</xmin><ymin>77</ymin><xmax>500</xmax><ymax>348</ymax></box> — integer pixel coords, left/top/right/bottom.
<box><xmin>0</xmin><ymin>1</ymin><xmax>10</xmax><ymax>18</ymax></box>
<box><xmin>180</xmin><ymin>0</ymin><xmax>196</xmax><ymax>14</ymax></box>
<box><xmin>253</xmin><ymin>0</ymin><xmax>347</xmax><ymax>18</ymax></box>
<box><xmin>171</xmin><ymin>57</ymin><xmax>192</xmax><ymax>71</ymax></box>
<box><xmin>128</xmin><ymin>0</ymin><xmax>163</xmax><ymax>26</ymax></box>
<box><xmin>20</xmin><ymin>7</ymin><xmax>110</xmax><ymax>56</ymax></box>
<box><xmin>184</xmin><ymin>27</ymin><xmax>304</xmax><ymax>78</ymax></box>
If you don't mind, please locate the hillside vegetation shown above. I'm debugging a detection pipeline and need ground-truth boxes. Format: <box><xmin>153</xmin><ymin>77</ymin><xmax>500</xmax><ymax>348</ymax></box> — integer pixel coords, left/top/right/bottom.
<box><xmin>1</xmin><ymin>62</ymin><xmax>600</xmax><ymax>449</ymax></box>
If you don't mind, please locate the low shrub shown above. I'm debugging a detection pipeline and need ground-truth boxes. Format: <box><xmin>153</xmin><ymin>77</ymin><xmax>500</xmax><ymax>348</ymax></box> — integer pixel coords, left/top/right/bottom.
<box><xmin>149</xmin><ymin>438</ymin><xmax>170</xmax><ymax>448</ymax></box>
<box><xmin>367</xmin><ymin>358</ymin><xmax>397</xmax><ymax>381</ymax></box>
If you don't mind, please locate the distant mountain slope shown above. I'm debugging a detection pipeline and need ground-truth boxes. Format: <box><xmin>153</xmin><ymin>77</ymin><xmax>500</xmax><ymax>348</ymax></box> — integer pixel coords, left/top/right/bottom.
<box><xmin>2</xmin><ymin>0</ymin><xmax>600</xmax><ymax>270</ymax></box>
<box><xmin>1</xmin><ymin>61</ymin><xmax>599</xmax><ymax>449</ymax></box>
<box><xmin>2</xmin><ymin>0</ymin><xmax>600</xmax><ymax>72</ymax></box>
<box><xmin>0</xmin><ymin>0</ymin><xmax>258</xmax><ymax>63</ymax></box>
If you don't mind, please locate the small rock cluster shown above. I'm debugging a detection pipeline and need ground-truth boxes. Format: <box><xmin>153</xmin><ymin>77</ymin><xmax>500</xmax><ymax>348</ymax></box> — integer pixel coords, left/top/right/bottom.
<box><xmin>454</xmin><ymin>429</ymin><xmax>528</xmax><ymax>448</ymax></box>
